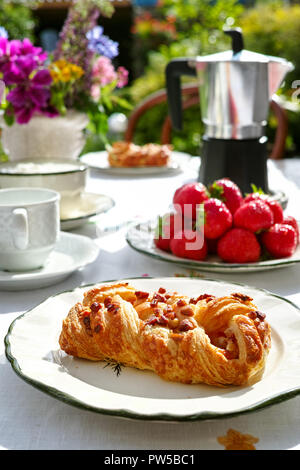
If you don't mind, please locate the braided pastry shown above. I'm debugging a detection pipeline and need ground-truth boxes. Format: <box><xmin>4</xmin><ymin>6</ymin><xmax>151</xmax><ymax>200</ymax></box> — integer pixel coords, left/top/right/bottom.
<box><xmin>59</xmin><ymin>282</ymin><xmax>271</xmax><ymax>387</ymax></box>
<box><xmin>107</xmin><ymin>142</ymin><xmax>172</xmax><ymax>167</ymax></box>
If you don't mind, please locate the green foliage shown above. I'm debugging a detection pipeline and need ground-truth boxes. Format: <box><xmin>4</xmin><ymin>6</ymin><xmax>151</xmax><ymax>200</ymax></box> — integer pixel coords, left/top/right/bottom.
<box><xmin>161</xmin><ymin>0</ymin><xmax>244</xmax><ymax>53</ymax></box>
<box><xmin>0</xmin><ymin>1</ymin><xmax>36</xmax><ymax>41</ymax></box>
<box><xmin>127</xmin><ymin>0</ymin><xmax>244</xmax><ymax>154</ymax></box>
<box><xmin>74</xmin><ymin>0</ymin><xmax>114</xmax><ymax>18</ymax></box>
<box><xmin>81</xmin><ymin>89</ymin><xmax>132</xmax><ymax>154</ymax></box>
<box><xmin>0</xmin><ymin>139</ymin><xmax>8</xmax><ymax>162</ymax></box>
<box><xmin>131</xmin><ymin>11</ymin><xmax>177</xmax><ymax>76</ymax></box>
<box><xmin>124</xmin><ymin>99</ymin><xmax>203</xmax><ymax>156</ymax></box>
<box><xmin>240</xmin><ymin>1</ymin><xmax>300</xmax><ymax>154</ymax></box>
<box><xmin>130</xmin><ymin>41</ymin><xmax>200</xmax><ymax>104</ymax></box>
<box><xmin>130</xmin><ymin>0</ymin><xmax>243</xmax><ymax>103</ymax></box>
<box><xmin>240</xmin><ymin>1</ymin><xmax>300</xmax><ymax>92</ymax></box>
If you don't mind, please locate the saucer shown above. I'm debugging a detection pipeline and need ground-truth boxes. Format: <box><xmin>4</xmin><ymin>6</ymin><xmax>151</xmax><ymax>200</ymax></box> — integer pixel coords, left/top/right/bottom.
<box><xmin>60</xmin><ymin>192</ymin><xmax>115</xmax><ymax>230</ymax></box>
<box><xmin>0</xmin><ymin>232</ymin><xmax>100</xmax><ymax>291</ymax></box>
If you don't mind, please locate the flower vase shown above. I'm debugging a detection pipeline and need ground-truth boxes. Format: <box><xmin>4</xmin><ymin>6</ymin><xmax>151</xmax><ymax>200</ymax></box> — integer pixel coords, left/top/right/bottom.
<box><xmin>0</xmin><ymin>110</ymin><xmax>89</xmax><ymax>161</ymax></box>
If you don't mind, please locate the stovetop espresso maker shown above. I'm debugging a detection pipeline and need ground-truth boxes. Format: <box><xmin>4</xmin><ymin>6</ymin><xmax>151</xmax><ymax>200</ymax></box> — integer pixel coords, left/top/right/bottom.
<box><xmin>166</xmin><ymin>28</ymin><xmax>294</xmax><ymax>193</ymax></box>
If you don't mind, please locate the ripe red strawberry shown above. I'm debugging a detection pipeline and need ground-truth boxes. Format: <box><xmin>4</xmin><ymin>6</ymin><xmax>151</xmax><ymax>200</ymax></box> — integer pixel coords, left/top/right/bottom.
<box><xmin>209</xmin><ymin>178</ymin><xmax>243</xmax><ymax>215</ymax></box>
<box><xmin>203</xmin><ymin>198</ymin><xmax>232</xmax><ymax>239</ymax></box>
<box><xmin>173</xmin><ymin>182</ymin><xmax>209</xmax><ymax>220</ymax></box>
<box><xmin>170</xmin><ymin>229</ymin><xmax>207</xmax><ymax>261</ymax></box>
<box><xmin>217</xmin><ymin>228</ymin><xmax>261</xmax><ymax>263</ymax></box>
<box><xmin>234</xmin><ymin>200</ymin><xmax>274</xmax><ymax>233</ymax></box>
<box><xmin>154</xmin><ymin>212</ymin><xmax>184</xmax><ymax>252</ymax></box>
<box><xmin>261</xmin><ymin>223</ymin><xmax>298</xmax><ymax>258</ymax></box>
<box><xmin>282</xmin><ymin>215</ymin><xmax>299</xmax><ymax>243</ymax></box>
<box><xmin>154</xmin><ymin>236</ymin><xmax>171</xmax><ymax>252</ymax></box>
<box><xmin>244</xmin><ymin>193</ymin><xmax>284</xmax><ymax>223</ymax></box>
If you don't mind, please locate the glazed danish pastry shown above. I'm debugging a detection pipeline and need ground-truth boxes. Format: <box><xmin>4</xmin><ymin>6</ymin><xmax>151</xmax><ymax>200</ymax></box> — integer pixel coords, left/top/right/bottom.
<box><xmin>107</xmin><ymin>142</ymin><xmax>172</xmax><ymax>167</ymax></box>
<box><xmin>59</xmin><ymin>282</ymin><xmax>271</xmax><ymax>386</ymax></box>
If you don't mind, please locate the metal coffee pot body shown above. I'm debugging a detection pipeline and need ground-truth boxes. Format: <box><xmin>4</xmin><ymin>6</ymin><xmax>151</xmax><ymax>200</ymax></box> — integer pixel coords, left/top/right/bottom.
<box><xmin>166</xmin><ymin>29</ymin><xmax>294</xmax><ymax>193</ymax></box>
<box><xmin>195</xmin><ymin>54</ymin><xmax>293</xmax><ymax>141</ymax></box>
<box><xmin>166</xmin><ymin>29</ymin><xmax>293</xmax><ymax>140</ymax></box>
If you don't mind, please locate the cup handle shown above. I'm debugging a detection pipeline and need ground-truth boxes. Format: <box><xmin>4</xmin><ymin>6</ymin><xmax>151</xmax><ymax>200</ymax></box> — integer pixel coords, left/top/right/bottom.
<box><xmin>12</xmin><ymin>208</ymin><xmax>29</xmax><ymax>250</ymax></box>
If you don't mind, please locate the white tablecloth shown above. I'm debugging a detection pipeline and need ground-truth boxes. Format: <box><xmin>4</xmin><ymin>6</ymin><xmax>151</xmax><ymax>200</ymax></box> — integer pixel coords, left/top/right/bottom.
<box><xmin>1</xmin><ymin>157</ymin><xmax>300</xmax><ymax>450</ymax></box>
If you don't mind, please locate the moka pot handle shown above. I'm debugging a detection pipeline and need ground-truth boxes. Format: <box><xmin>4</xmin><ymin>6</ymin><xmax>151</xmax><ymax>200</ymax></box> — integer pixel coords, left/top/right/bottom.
<box><xmin>165</xmin><ymin>58</ymin><xmax>197</xmax><ymax>131</ymax></box>
<box><xmin>224</xmin><ymin>28</ymin><xmax>244</xmax><ymax>55</ymax></box>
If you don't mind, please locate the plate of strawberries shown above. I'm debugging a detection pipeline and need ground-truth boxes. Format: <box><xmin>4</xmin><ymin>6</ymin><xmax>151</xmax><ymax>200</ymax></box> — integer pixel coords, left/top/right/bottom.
<box><xmin>126</xmin><ymin>178</ymin><xmax>300</xmax><ymax>272</ymax></box>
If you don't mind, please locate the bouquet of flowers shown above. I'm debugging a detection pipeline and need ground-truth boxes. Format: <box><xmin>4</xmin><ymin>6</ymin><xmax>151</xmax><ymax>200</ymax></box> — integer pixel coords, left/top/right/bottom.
<box><xmin>0</xmin><ymin>0</ymin><xmax>129</xmax><ymax>140</ymax></box>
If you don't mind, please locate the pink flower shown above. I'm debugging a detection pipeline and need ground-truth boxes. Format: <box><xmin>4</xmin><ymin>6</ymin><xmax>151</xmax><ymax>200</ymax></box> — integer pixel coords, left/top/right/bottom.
<box><xmin>92</xmin><ymin>56</ymin><xmax>117</xmax><ymax>86</ymax></box>
<box><xmin>116</xmin><ymin>66</ymin><xmax>128</xmax><ymax>88</ymax></box>
<box><xmin>0</xmin><ymin>37</ymin><xmax>21</xmax><ymax>72</ymax></box>
<box><xmin>0</xmin><ymin>38</ymin><xmax>47</xmax><ymax>80</ymax></box>
<box><xmin>90</xmin><ymin>56</ymin><xmax>128</xmax><ymax>101</ymax></box>
<box><xmin>91</xmin><ymin>84</ymin><xmax>101</xmax><ymax>101</ymax></box>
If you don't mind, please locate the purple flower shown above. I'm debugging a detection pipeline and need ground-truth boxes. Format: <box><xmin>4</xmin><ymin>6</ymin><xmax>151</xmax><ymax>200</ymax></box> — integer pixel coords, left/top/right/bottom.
<box><xmin>87</xmin><ymin>26</ymin><xmax>119</xmax><ymax>59</ymax></box>
<box><xmin>1</xmin><ymin>37</ymin><xmax>55</xmax><ymax>124</ymax></box>
<box><xmin>41</xmin><ymin>104</ymin><xmax>59</xmax><ymax>119</ymax></box>
<box><xmin>32</xmin><ymin>69</ymin><xmax>53</xmax><ymax>87</ymax></box>
<box><xmin>7</xmin><ymin>71</ymin><xmax>52</xmax><ymax>124</ymax></box>
<box><xmin>53</xmin><ymin>6</ymin><xmax>101</xmax><ymax>100</ymax></box>
<box><xmin>12</xmin><ymin>106</ymin><xmax>38</xmax><ymax>125</ymax></box>
<box><xmin>4</xmin><ymin>56</ymin><xmax>37</xmax><ymax>85</ymax></box>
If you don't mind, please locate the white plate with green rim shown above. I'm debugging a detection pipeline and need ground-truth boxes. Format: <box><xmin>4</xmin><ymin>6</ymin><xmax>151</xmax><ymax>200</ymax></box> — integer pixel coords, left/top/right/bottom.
<box><xmin>4</xmin><ymin>277</ymin><xmax>300</xmax><ymax>422</ymax></box>
<box><xmin>80</xmin><ymin>151</ymin><xmax>192</xmax><ymax>176</ymax></box>
<box><xmin>126</xmin><ymin>220</ymin><xmax>300</xmax><ymax>273</ymax></box>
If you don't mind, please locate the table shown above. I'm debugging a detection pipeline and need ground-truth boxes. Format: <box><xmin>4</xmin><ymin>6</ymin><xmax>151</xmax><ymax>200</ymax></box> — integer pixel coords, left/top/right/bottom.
<box><xmin>1</xmin><ymin>157</ymin><xmax>300</xmax><ymax>450</ymax></box>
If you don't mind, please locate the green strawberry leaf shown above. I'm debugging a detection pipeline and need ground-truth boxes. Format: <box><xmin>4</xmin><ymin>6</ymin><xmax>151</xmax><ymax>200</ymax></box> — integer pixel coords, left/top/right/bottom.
<box><xmin>195</xmin><ymin>203</ymin><xmax>205</xmax><ymax>231</ymax></box>
<box><xmin>209</xmin><ymin>182</ymin><xmax>225</xmax><ymax>201</ymax></box>
<box><xmin>155</xmin><ymin>215</ymin><xmax>164</xmax><ymax>238</ymax></box>
<box><xmin>247</xmin><ymin>183</ymin><xmax>266</xmax><ymax>196</ymax></box>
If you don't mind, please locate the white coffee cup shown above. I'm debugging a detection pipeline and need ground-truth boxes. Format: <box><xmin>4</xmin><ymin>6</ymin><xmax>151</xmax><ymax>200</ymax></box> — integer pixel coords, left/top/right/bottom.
<box><xmin>0</xmin><ymin>188</ymin><xmax>60</xmax><ymax>271</ymax></box>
